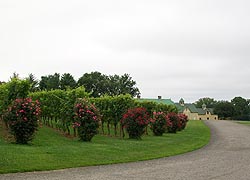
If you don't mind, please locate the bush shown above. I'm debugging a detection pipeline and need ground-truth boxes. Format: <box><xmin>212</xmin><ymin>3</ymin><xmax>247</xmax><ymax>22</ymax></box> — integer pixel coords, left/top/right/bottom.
<box><xmin>121</xmin><ymin>107</ymin><xmax>149</xmax><ymax>139</ymax></box>
<box><xmin>166</xmin><ymin>112</ymin><xmax>179</xmax><ymax>133</ymax></box>
<box><xmin>73</xmin><ymin>99</ymin><xmax>100</xmax><ymax>141</ymax></box>
<box><xmin>178</xmin><ymin>114</ymin><xmax>188</xmax><ymax>131</ymax></box>
<box><xmin>4</xmin><ymin>98</ymin><xmax>41</xmax><ymax>144</ymax></box>
<box><xmin>150</xmin><ymin>112</ymin><xmax>167</xmax><ymax>136</ymax></box>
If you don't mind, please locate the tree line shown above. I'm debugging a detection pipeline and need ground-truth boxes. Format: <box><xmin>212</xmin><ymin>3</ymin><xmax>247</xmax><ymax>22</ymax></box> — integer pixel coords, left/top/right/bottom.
<box><xmin>5</xmin><ymin>71</ymin><xmax>140</xmax><ymax>98</ymax></box>
<box><xmin>195</xmin><ymin>97</ymin><xmax>250</xmax><ymax>120</ymax></box>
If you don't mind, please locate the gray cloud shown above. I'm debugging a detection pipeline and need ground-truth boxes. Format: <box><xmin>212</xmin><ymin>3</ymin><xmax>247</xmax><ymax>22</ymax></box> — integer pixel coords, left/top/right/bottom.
<box><xmin>1</xmin><ymin>0</ymin><xmax>250</xmax><ymax>102</ymax></box>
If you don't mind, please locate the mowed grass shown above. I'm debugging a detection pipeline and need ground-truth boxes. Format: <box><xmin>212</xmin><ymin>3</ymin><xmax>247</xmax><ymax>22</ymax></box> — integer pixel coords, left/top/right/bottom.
<box><xmin>236</xmin><ymin>121</ymin><xmax>250</xmax><ymax>125</ymax></box>
<box><xmin>0</xmin><ymin>120</ymin><xmax>210</xmax><ymax>174</ymax></box>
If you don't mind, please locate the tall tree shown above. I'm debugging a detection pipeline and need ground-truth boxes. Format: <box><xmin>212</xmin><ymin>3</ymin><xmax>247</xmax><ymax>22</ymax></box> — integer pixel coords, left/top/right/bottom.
<box><xmin>39</xmin><ymin>73</ymin><xmax>60</xmax><ymax>90</ymax></box>
<box><xmin>26</xmin><ymin>73</ymin><xmax>38</xmax><ymax>92</ymax></box>
<box><xmin>77</xmin><ymin>72</ymin><xmax>108</xmax><ymax>97</ymax></box>
<box><xmin>231</xmin><ymin>97</ymin><xmax>250</xmax><ymax>119</ymax></box>
<box><xmin>108</xmin><ymin>74</ymin><xmax>140</xmax><ymax>97</ymax></box>
<box><xmin>214</xmin><ymin>101</ymin><xmax>235</xmax><ymax>119</ymax></box>
<box><xmin>195</xmin><ymin>97</ymin><xmax>217</xmax><ymax>108</ymax></box>
<box><xmin>39</xmin><ymin>76</ymin><xmax>49</xmax><ymax>90</ymax></box>
<box><xmin>77</xmin><ymin>72</ymin><xmax>140</xmax><ymax>98</ymax></box>
<box><xmin>60</xmin><ymin>73</ymin><xmax>76</xmax><ymax>90</ymax></box>
<box><xmin>47</xmin><ymin>73</ymin><xmax>60</xmax><ymax>90</ymax></box>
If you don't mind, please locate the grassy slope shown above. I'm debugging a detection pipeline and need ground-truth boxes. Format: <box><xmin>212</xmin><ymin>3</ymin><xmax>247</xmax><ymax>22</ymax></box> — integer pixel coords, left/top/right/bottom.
<box><xmin>0</xmin><ymin>120</ymin><xmax>210</xmax><ymax>174</ymax></box>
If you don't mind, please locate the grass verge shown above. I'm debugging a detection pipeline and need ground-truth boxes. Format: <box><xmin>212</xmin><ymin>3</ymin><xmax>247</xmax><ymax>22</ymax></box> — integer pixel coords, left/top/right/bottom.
<box><xmin>236</xmin><ymin>121</ymin><xmax>250</xmax><ymax>125</ymax></box>
<box><xmin>0</xmin><ymin>120</ymin><xmax>210</xmax><ymax>174</ymax></box>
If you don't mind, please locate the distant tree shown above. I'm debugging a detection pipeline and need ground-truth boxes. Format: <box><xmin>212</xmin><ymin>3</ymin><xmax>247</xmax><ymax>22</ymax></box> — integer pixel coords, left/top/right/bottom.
<box><xmin>107</xmin><ymin>74</ymin><xmax>120</xmax><ymax>96</ymax></box>
<box><xmin>195</xmin><ymin>97</ymin><xmax>217</xmax><ymax>108</ymax></box>
<box><xmin>60</xmin><ymin>73</ymin><xmax>76</xmax><ymax>90</ymax></box>
<box><xmin>231</xmin><ymin>97</ymin><xmax>250</xmax><ymax>120</ymax></box>
<box><xmin>214</xmin><ymin>101</ymin><xmax>235</xmax><ymax>119</ymax></box>
<box><xmin>108</xmin><ymin>73</ymin><xmax>140</xmax><ymax>97</ymax></box>
<box><xmin>39</xmin><ymin>73</ymin><xmax>60</xmax><ymax>90</ymax></box>
<box><xmin>26</xmin><ymin>73</ymin><xmax>38</xmax><ymax>92</ymax></box>
<box><xmin>77</xmin><ymin>72</ymin><xmax>108</xmax><ymax>97</ymax></box>
<box><xmin>10</xmin><ymin>72</ymin><xmax>19</xmax><ymax>80</ymax></box>
<box><xmin>47</xmin><ymin>73</ymin><xmax>60</xmax><ymax>90</ymax></box>
<box><xmin>39</xmin><ymin>76</ymin><xmax>49</xmax><ymax>90</ymax></box>
<box><xmin>77</xmin><ymin>72</ymin><xmax>140</xmax><ymax>98</ymax></box>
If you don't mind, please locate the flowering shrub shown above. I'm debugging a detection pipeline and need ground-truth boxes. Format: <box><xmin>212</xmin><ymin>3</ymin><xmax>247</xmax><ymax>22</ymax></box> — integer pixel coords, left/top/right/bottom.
<box><xmin>73</xmin><ymin>99</ymin><xmax>100</xmax><ymax>141</ymax></box>
<box><xmin>166</xmin><ymin>112</ymin><xmax>179</xmax><ymax>133</ymax></box>
<box><xmin>121</xmin><ymin>107</ymin><xmax>149</xmax><ymax>139</ymax></box>
<box><xmin>178</xmin><ymin>114</ymin><xmax>188</xmax><ymax>131</ymax></box>
<box><xmin>150</xmin><ymin>112</ymin><xmax>167</xmax><ymax>136</ymax></box>
<box><xmin>4</xmin><ymin>98</ymin><xmax>41</xmax><ymax>144</ymax></box>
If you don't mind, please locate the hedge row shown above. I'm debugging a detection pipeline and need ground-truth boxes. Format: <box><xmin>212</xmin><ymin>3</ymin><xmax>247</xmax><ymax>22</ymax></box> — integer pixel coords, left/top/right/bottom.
<box><xmin>29</xmin><ymin>90</ymin><xmax>177</xmax><ymax>137</ymax></box>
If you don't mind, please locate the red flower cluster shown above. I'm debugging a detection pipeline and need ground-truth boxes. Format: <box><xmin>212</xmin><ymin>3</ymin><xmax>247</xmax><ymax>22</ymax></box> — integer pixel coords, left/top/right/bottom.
<box><xmin>150</xmin><ymin>112</ymin><xmax>189</xmax><ymax>135</ymax></box>
<box><xmin>73</xmin><ymin>99</ymin><xmax>100</xmax><ymax>141</ymax></box>
<box><xmin>7</xmin><ymin>98</ymin><xmax>41</xmax><ymax>124</ymax></box>
<box><xmin>72</xmin><ymin>122</ymin><xmax>81</xmax><ymax>128</ymax></box>
<box><xmin>177</xmin><ymin>113</ymin><xmax>188</xmax><ymax>131</ymax></box>
<box><xmin>4</xmin><ymin>98</ymin><xmax>41</xmax><ymax>144</ymax></box>
<box><xmin>74</xmin><ymin>103</ymin><xmax>99</xmax><ymax>122</ymax></box>
<box><xmin>166</xmin><ymin>112</ymin><xmax>188</xmax><ymax>133</ymax></box>
<box><xmin>121</xmin><ymin>107</ymin><xmax>150</xmax><ymax>139</ymax></box>
<box><xmin>150</xmin><ymin>111</ymin><xmax>168</xmax><ymax>136</ymax></box>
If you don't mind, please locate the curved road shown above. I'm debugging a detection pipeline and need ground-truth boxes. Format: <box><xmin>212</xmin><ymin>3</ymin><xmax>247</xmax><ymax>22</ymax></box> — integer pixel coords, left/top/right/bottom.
<box><xmin>1</xmin><ymin>120</ymin><xmax>250</xmax><ymax>180</ymax></box>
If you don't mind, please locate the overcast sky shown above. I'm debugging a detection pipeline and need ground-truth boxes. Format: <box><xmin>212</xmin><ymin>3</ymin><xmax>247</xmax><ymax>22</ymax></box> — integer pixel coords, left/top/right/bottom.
<box><xmin>1</xmin><ymin>0</ymin><xmax>250</xmax><ymax>102</ymax></box>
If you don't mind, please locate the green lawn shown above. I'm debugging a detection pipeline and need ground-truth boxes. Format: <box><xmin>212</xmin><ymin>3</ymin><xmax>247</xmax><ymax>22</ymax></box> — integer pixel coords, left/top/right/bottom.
<box><xmin>0</xmin><ymin>120</ymin><xmax>210</xmax><ymax>174</ymax></box>
<box><xmin>236</xmin><ymin>121</ymin><xmax>250</xmax><ymax>125</ymax></box>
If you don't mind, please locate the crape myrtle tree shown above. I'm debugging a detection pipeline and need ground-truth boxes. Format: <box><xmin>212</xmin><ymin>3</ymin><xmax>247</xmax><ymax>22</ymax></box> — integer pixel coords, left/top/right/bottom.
<box><xmin>0</xmin><ymin>78</ymin><xmax>31</xmax><ymax>128</ymax></box>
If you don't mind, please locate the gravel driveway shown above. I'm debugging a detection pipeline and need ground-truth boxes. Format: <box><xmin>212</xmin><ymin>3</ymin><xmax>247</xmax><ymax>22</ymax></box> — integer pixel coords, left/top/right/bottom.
<box><xmin>1</xmin><ymin>120</ymin><xmax>250</xmax><ymax>180</ymax></box>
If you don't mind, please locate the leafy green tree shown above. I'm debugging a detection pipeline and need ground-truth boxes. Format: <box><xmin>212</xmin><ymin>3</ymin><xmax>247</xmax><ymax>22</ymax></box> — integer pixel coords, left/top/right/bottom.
<box><xmin>195</xmin><ymin>97</ymin><xmax>217</xmax><ymax>108</ymax></box>
<box><xmin>77</xmin><ymin>72</ymin><xmax>140</xmax><ymax>98</ymax></box>
<box><xmin>107</xmin><ymin>74</ymin><xmax>140</xmax><ymax>97</ymax></box>
<box><xmin>39</xmin><ymin>73</ymin><xmax>60</xmax><ymax>90</ymax></box>
<box><xmin>214</xmin><ymin>101</ymin><xmax>235</xmax><ymax>119</ymax></box>
<box><xmin>26</xmin><ymin>73</ymin><xmax>38</xmax><ymax>92</ymax></box>
<box><xmin>60</xmin><ymin>73</ymin><xmax>76</xmax><ymax>90</ymax></box>
<box><xmin>47</xmin><ymin>73</ymin><xmax>60</xmax><ymax>90</ymax></box>
<box><xmin>77</xmin><ymin>72</ymin><xmax>108</xmax><ymax>97</ymax></box>
<box><xmin>39</xmin><ymin>76</ymin><xmax>49</xmax><ymax>90</ymax></box>
<box><xmin>231</xmin><ymin>97</ymin><xmax>250</xmax><ymax>120</ymax></box>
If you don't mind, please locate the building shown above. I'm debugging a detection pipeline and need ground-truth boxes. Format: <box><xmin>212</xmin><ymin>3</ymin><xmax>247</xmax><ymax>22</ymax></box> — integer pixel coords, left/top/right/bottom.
<box><xmin>175</xmin><ymin>98</ymin><xmax>218</xmax><ymax>120</ymax></box>
<box><xmin>136</xmin><ymin>96</ymin><xmax>175</xmax><ymax>106</ymax></box>
<box><xmin>136</xmin><ymin>96</ymin><xmax>218</xmax><ymax>120</ymax></box>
